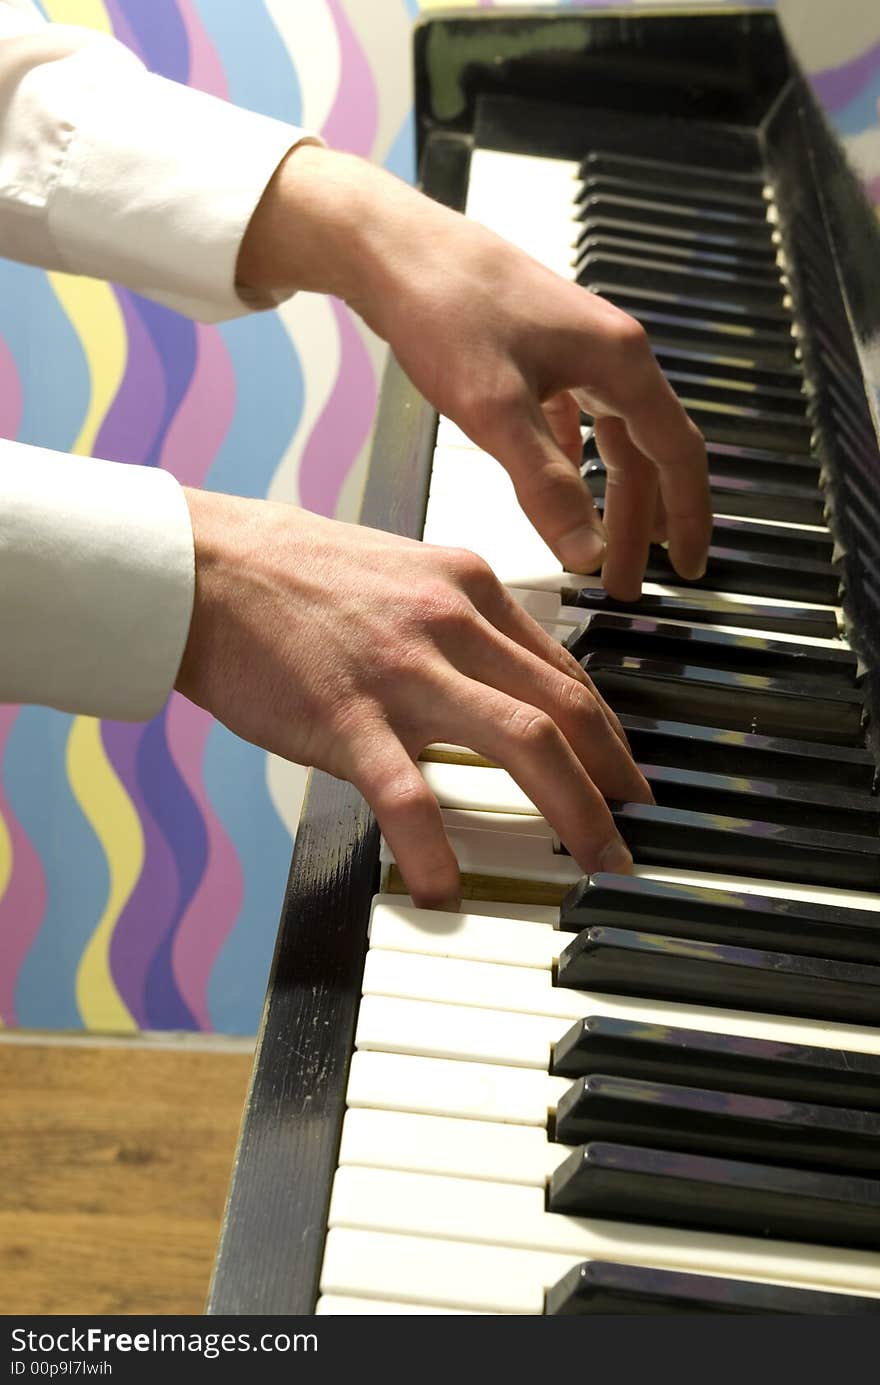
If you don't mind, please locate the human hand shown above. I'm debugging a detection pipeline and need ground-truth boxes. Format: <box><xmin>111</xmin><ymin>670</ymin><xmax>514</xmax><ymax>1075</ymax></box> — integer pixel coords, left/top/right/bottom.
<box><xmin>238</xmin><ymin>145</ymin><xmax>711</xmax><ymax>602</ymax></box>
<box><xmin>176</xmin><ymin>491</ymin><xmax>650</xmax><ymax>906</ymax></box>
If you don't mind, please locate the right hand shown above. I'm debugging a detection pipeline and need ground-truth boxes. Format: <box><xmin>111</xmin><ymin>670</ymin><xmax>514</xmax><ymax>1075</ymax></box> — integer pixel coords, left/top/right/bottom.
<box><xmin>175</xmin><ymin>490</ymin><xmax>651</xmax><ymax>908</ymax></box>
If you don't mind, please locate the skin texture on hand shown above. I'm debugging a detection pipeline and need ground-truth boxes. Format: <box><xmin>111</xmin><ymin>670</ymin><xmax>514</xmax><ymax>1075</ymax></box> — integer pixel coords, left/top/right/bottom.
<box><xmin>176</xmin><ymin>491</ymin><xmax>650</xmax><ymax>907</ymax></box>
<box><xmin>238</xmin><ymin>143</ymin><xmax>712</xmax><ymax>600</ymax></box>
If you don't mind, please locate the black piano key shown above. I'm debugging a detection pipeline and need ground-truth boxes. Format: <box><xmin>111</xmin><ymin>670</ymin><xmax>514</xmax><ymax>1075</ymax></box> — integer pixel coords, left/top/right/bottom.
<box><xmin>550</xmin><ymin>1015</ymin><xmax>880</xmax><ymax>1112</ymax></box>
<box><xmin>563</xmin><ymin>589</ymin><xmax>840</xmax><ymax>640</ymax></box>
<box><xmin>548</xmin><ymin>1142</ymin><xmax>880</xmax><ymax>1251</ymax></box>
<box><xmin>597</xmin><ymin>293</ymin><xmax>799</xmax><ymax>371</ymax></box>
<box><xmin>638</xmin><ymin>762</ymin><xmax>878</xmax><ymax>834</ymax></box>
<box><xmin>662</xmin><ymin>368</ymin><xmax>809</xmax><ymax>416</ymax></box>
<box><xmin>579</xmin><ymin>151</ymin><xmax>767</xmax><ymax>203</ymax></box>
<box><xmin>581</xmin><ymin>276</ymin><xmax>792</xmax><ymax>335</ymax></box>
<box><xmin>655</xmin><ymin>355</ymin><xmax>806</xmax><ymax>396</ymax></box>
<box><xmin>577</xmin><ymin>252</ymin><xmax>788</xmax><ymax>318</ymax></box>
<box><xmin>581</xmin><ymin>653</ymin><xmax>864</xmax><ymax>745</ymax></box>
<box><xmin>553</xmin><ymin>1074</ymin><xmax>880</xmax><ymax>1176</ymax></box>
<box><xmin>586</xmin><ymin>496</ymin><xmax>831</xmax><ymax>562</ymax></box>
<box><xmin>575</xmin><ymin>214</ymin><xmax>781</xmax><ymax>272</ymax></box>
<box><xmin>578</xmin><ymin>171</ymin><xmax>771</xmax><ymax>217</ymax></box>
<box><xmin>557</xmin><ymin>925</ymin><xmax>880</xmax><ymax>1024</ymax></box>
<box><xmin>642</xmin><ymin>545</ymin><xmax>839</xmax><ymax>603</ymax></box>
<box><xmin>559</xmin><ymin>875</ymin><xmax>880</xmax><ymax>966</ymax></box>
<box><xmin>616</xmin><ymin>714</ymin><xmax>875</xmax><ymax>789</ymax></box>
<box><xmin>545</xmin><ymin>1260</ymin><xmax>880</xmax><ymax>1315</ymax></box>
<box><xmin>677</xmin><ymin>401</ymin><xmax>813</xmax><ymax>455</ymax></box>
<box><xmin>576</xmin><ymin>231</ymin><xmax>784</xmax><ymax>283</ymax></box>
<box><xmin>583</xmin><ymin>462</ymin><xmax>825</xmax><ymax>524</ymax></box>
<box><xmin>565</xmin><ymin>612</ymin><xmax>854</xmax><ymax>680</ymax></box>
<box><xmin>576</xmin><ymin>193</ymin><xmax>777</xmax><ymax>253</ymax></box>
<box><xmin>582</xmin><ymin>433</ymin><xmax>820</xmax><ymax>483</ymax></box>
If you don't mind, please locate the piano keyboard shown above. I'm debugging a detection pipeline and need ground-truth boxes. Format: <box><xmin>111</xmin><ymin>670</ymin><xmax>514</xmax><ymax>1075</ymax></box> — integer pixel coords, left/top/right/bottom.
<box><xmin>316</xmin><ymin>137</ymin><xmax>880</xmax><ymax>1314</ymax></box>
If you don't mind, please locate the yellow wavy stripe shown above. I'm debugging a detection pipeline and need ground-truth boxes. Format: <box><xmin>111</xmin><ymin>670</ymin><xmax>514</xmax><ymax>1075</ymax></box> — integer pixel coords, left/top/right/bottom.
<box><xmin>40</xmin><ymin>0</ymin><xmax>112</xmax><ymax>33</ymax></box>
<box><xmin>68</xmin><ymin>718</ymin><xmax>140</xmax><ymax>1032</ymax></box>
<box><xmin>0</xmin><ymin>810</ymin><xmax>11</xmax><ymax>906</ymax></box>
<box><xmin>47</xmin><ymin>273</ymin><xmax>127</xmax><ymax>456</ymax></box>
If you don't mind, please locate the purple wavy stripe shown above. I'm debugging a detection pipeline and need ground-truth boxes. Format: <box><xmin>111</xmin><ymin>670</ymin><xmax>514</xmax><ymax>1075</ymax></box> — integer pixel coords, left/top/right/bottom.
<box><xmin>0</xmin><ymin>708</ymin><xmax>48</xmax><ymax>1026</ymax></box>
<box><xmin>102</xmin><ymin>0</ymin><xmax>146</xmax><ymax>60</ymax></box>
<box><xmin>811</xmin><ymin>37</ymin><xmax>880</xmax><ymax>112</ymax></box>
<box><xmin>113</xmin><ymin>0</ymin><xmax>190</xmax><ymax>83</ymax></box>
<box><xmin>322</xmin><ymin>0</ymin><xmax>378</xmax><ymax>155</ymax></box>
<box><xmin>101</xmin><ymin>722</ymin><xmax>177</xmax><ymax>1027</ymax></box>
<box><xmin>0</xmin><ymin>333</ymin><xmax>22</xmax><ymax>439</ymax></box>
<box><xmin>136</xmin><ymin>298</ymin><xmax>198</xmax><ymax>465</ymax></box>
<box><xmin>166</xmin><ymin>699</ymin><xmax>243</xmax><ymax>1029</ymax></box>
<box><xmin>93</xmin><ymin>293</ymin><xmax>166</xmax><ymax>464</ymax></box>
<box><xmin>159</xmin><ymin>324</ymin><xmax>236</xmax><ymax>484</ymax></box>
<box><xmin>298</xmin><ymin>299</ymin><xmax>377</xmax><ymax>517</ymax></box>
<box><xmin>176</xmin><ymin>0</ymin><xmax>228</xmax><ymax>97</ymax></box>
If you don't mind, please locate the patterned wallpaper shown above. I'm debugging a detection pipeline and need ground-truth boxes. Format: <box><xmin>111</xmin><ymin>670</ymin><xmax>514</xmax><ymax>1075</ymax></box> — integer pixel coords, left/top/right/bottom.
<box><xmin>0</xmin><ymin>0</ymin><xmax>877</xmax><ymax>1036</ymax></box>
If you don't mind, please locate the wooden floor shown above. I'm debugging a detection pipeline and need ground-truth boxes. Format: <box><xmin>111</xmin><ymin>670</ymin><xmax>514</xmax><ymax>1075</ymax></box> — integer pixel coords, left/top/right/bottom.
<box><xmin>0</xmin><ymin>1036</ymin><xmax>253</xmax><ymax>1315</ymax></box>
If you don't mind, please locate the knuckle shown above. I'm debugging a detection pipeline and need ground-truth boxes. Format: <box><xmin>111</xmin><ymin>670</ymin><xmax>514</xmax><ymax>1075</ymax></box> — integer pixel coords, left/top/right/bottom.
<box><xmin>458</xmin><ymin>376</ymin><xmax>529</xmax><ymax>442</ymax></box>
<box><xmin>606</xmin><ymin>308</ymin><xmax>649</xmax><ymax>357</ymax></box>
<box><xmin>559</xmin><ymin>676</ymin><xmax>604</xmax><ymax>725</ymax></box>
<box><xmin>416</xmin><ymin>580</ymin><xmax>474</xmax><ymax>634</ymax></box>
<box><xmin>373</xmin><ymin>772</ymin><xmax>434</xmax><ymax>821</ymax></box>
<box><xmin>502</xmin><ymin>704</ymin><xmax>559</xmax><ymax>751</ymax></box>
<box><xmin>443</xmin><ymin>546</ymin><xmax>495</xmax><ymax>592</ymax></box>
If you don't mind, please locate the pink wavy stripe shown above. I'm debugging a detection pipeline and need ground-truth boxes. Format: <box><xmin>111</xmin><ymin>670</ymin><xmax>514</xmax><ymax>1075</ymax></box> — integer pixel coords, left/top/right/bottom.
<box><xmin>297</xmin><ymin>299</ymin><xmax>377</xmax><ymax>517</ymax></box>
<box><xmin>322</xmin><ymin>0</ymin><xmax>378</xmax><ymax>155</ymax></box>
<box><xmin>157</xmin><ymin>318</ymin><xmax>239</xmax><ymax>1023</ymax></box>
<box><xmin>158</xmin><ymin>323</ymin><xmax>236</xmax><ymax>484</ymax></box>
<box><xmin>176</xmin><ymin>0</ymin><xmax>228</xmax><ymax>98</ymax></box>
<box><xmin>0</xmin><ymin>707</ymin><xmax>48</xmax><ymax>1026</ymax></box>
<box><xmin>166</xmin><ymin>697</ymin><xmax>243</xmax><ymax>1029</ymax></box>
<box><xmin>0</xmin><ymin>334</ymin><xmax>22</xmax><ymax>440</ymax></box>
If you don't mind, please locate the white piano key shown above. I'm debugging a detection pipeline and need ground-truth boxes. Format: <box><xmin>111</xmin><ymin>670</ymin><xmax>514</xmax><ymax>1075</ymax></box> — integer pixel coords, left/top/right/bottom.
<box><xmin>316</xmin><ymin>1295</ymin><xmax>483</xmax><ymax>1315</ymax></box>
<box><xmin>465</xmin><ymin>149</ymin><xmax>579</xmax><ymax>275</ymax></box>
<box><xmin>369</xmin><ymin>897</ymin><xmax>558</xmax><ymax>966</ymax></box>
<box><xmin>421</xmin><ymin>761</ymin><xmax>538</xmax><ymax>815</ymax></box>
<box><xmin>355</xmin><ymin>993</ymin><xmax>564</xmax><ymax>1069</ymax></box>
<box><xmin>338</xmin><ymin>1107</ymin><xmax>562</xmax><ymax>1186</ymax></box>
<box><xmin>346</xmin><ymin>1047</ymin><xmax>568</xmax><ymax>1123</ymax></box>
<box><xmin>327</xmin><ymin>1168</ymin><xmax>880</xmax><ymax>1298</ymax></box>
<box><xmin>320</xmin><ymin>1227</ymin><xmax>571</xmax><ymax>1313</ymax></box>
<box><xmin>360</xmin><ymin>958</ymin><xmax>880</xmax><ymax>1057</ymax></box>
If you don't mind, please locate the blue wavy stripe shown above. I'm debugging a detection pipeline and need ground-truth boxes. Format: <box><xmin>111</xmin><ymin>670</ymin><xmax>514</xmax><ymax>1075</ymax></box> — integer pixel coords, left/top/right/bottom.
<box><xmin>824</xmin><ymin>72</ymin><xmax>880</xmax><ymax>138</ymax></box>
<box><xmin>384</xmin><ymin>108</ymin><xmax>416</xmax><ymax>184</ymax></box>
<box><xmin>196</xmin><ymin>0</ymin><xmax>301</xmax><ymax>124</ymax></box>
<box><xmin>203</xmin><ymin>723</ymin><xmax>292</xmax><ymax>1035</ymax></box>
<box><xmin>9</xmin><ymin>709</ymin><xmax>108</xmax><ymax>1029</ymax></box>
<box><xmin>0</xmin><ymin>260</ymin><xmax>89</xmax><ymax>453</ymax></box>
<box><xmin>140</xmin><ymin>716</ymin><xmax>204</xmax><ymax>1030</ymax></box>
<box><xmin>115</xmin><ymin>0</ymin><xmax>190</xmax><ymax>83</ymax></box>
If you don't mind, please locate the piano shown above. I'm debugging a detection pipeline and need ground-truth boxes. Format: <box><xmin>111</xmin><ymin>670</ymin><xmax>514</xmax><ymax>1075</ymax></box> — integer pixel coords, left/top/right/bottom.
<box><xmin>208</xmin><ymin>7</ymin><xmax>880</xmax><ymax>1315</ymax></box>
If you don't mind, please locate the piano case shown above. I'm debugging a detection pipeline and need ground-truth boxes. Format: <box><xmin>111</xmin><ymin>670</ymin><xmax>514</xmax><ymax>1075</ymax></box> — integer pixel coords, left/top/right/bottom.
<box><xmin>207</xmin><ymin>6</ymin><xmax>880</xmax><ymax>1315</ymax></box>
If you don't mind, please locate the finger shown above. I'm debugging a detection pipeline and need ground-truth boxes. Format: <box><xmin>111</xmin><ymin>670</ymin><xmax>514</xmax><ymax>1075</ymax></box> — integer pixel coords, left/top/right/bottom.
<box><xmin>448</xmin><ymin>676</ymin><xmax>634</xmax><ymax>876</ymax></box>
<box><xmin>593</xmin><ymin>415</ymin><xmax>659</xmax><ymax>602</ymax></box>
<box><xmin>439</xmin><ymin>613</ymin><xmax>651</xmax><ymax>804</ymax></box>
<box><xmin>481</xmin><ymin>393</ymin><xmax>607</xmax><ymax>574</ymax></box>
<box><xmin>461</xmin><ymin>571</ymin><xmax>632</xmax><ymax>752</ymax></box>
<box><xmin>579</xmin><ymin>325</ymin><xmax>712</xmax><ymax>578</ymax></box>
<box><xmin>348</xmin><ymin>730</ymin><xmax>460</xmax><ymax>909</ymax></box>
<box><xmin>653</xmin><ymin>487</ymin><xmax>668</xmax><ymax>545</ymax></box>
<box><xmin>542</xmin><ymin>390</ymin><xmax>584</xmax><ymax>470</ymax></box>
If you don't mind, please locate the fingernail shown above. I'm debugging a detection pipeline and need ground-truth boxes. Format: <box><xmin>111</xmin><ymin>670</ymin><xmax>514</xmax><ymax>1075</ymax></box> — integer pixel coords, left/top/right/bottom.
<box><xmin>599</xmin><ymin>837</ymin><xmax>634</xmax><ymax>875</ymax></box>
<box><xmin>558</xmin><ymin>522</ymin><xmax>607</xmax><ymax>573</ymax></box>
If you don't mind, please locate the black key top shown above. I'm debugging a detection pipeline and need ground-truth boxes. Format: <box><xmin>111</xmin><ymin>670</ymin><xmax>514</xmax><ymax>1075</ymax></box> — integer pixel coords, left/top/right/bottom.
<box><xmin>579</xmin><ymin>152</ymin><xmax>767</xmax><ymax>205</ymax></box>
<box><xmin>642</xmin><ymin>545</ymin><xmax>839</xmax><ymax>603</ymax></box>
<box><xmin>581</xmin><ymin>274</ymin><xmax>791</xmax><ymax>332</ymax></box>
<box><xmin>582</xmin><ymin>153</ymin><xmax>770</xmax><ymax>204</ymax></box>
<box><xmin>551</xmin><ymin>1015</ymin><xmax>880</xmax><ymax>1112</ymax></box>
<box><xmin>677</xmin><ymin>400</ymin><xmax>813</xmax><ymax>454</ymax></box>
<box><xmin>639</xmin><ymin>763</ymin><xmax>877</xmax><ymax>834</ymax></box>
<box><xmin>578</xmin><ymin>172</ymin><xmax>770</xmax><ymax>218</ymax></box>
<box><xmin>553</xmin><ymin>1074</ymin><xmax>880</xmax><ymax>1176</ymax></box>
<box><xmin>576</xmin><ymin>231</ymin><xmax>784</xmax><ymax>282</ymax></box>
<box><xmin>599</xmin><ymin>293</ymin><xmax>798</xmax><ymax>371</ymax></box>
<box><xmin>656</xmin><ymin>355</ymin><xmax>806</xmax><ymax>396</ymax></box>
<box><xmin>586</xmin><ymin>495</ymin><xmax>831</xmax><ymax>561</ymax></box>
<box><xmin>662</xmin><ymin>368</ymin><xmax>808</xmax><ymax>416</ymax></box>
<box><xmin>583</xmin><ymin>434</ymin><xmax>820</xmax><ymax>483</ymax></box>
<box><xmin>564</xmin><ymin>589</ymin><xmax>840</xmax><ymax>640</ymax></box>
<box><xmin>582</xmin><ymin>653</ymin><xmax>864</xmax><ymax>745</ymax></box>
<box><xmin>545</xmin><ymin>1260</ymin><xmax>880</xmax><ymax>1315</ymax></box>
<box><xmin>557</xmin><ymin>925</ymin><xmax>880</xmax><ymax>1023</ymax></box>
<box><xmin>576</xmin><ymin>194</ymin><xmax>777</xmax><ymax>252</ymax></box>
<box><xmin>548</xmin><ymin>1142</ymin><xmax>880</xmax><ymax>1251</ymax></box>
<box><xmin>583</xmin><ymin>461</ymin><xmax>825</xmax><ymax>524</ymax></box>
<box><xmin>566</xmin><ymin>612</ymin><xmax>854</xmax><ymax>680</ymax></box>
<box><xmin>616</xmin><ymin>714</ymin><xmax>875</xmax><ymax>789</ymax></box>
<box><xmin>576</xmin><ymin>214</ymin><xmax>780</xmax><ymax>270</ymax></box>
<box><xmin>560</xmin><ymin>875</ymin><xmax>880</xmax><ymax>966</ymax></box>
<box><xmin>577</xmin><ymin>253</ymin><xmax>788</xmax><ymax>317</ymax></box>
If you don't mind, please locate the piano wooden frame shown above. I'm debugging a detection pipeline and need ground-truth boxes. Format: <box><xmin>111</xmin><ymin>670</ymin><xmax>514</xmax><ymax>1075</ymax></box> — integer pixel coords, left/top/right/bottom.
<box><xmin>208</xmin><ymin>5</ymin><xmax>880</xmax><ymax>1315</ymax></box>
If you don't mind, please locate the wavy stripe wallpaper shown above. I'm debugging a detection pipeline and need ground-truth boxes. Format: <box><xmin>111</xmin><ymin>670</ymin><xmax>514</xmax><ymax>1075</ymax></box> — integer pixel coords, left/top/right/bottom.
<box><xmin>0</xmin><ymin>0</ymin><xmax>877</xmax><ymax>1035</ymax></box>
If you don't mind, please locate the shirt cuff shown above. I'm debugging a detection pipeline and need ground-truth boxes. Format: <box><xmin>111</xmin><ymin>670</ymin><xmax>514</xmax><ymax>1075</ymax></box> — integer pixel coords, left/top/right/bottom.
<box><xmin>47</xmin><ymin>65</ymin><xmax>317</xmax><ymax>323</ymax></box>
<box><xmin>0</xmin><ymin>442</ymin><xmax>195</xmax><ymax>721</ymax></box>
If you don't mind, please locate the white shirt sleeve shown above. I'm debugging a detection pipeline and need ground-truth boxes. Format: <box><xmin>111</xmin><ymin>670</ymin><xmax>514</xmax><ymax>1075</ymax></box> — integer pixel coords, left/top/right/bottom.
<box><xmin>0</xmin><ymin>3</ymin><xmax>317</xmax><ymax>721</ymax></box>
